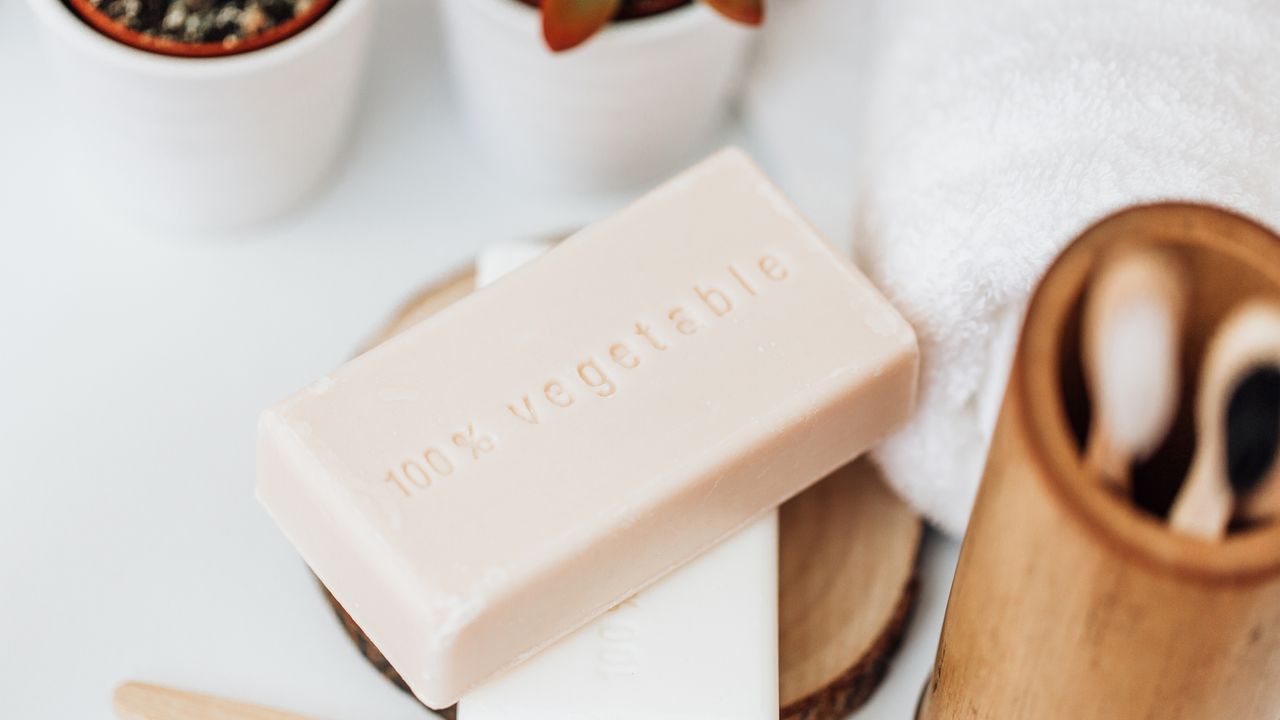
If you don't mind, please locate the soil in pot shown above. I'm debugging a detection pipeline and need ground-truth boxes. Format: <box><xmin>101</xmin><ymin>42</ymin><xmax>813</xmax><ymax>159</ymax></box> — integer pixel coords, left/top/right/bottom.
<box><xmin>66</xmin><ymin>0</ymin><xmax>337</xmax><ymax>57</ymax></box>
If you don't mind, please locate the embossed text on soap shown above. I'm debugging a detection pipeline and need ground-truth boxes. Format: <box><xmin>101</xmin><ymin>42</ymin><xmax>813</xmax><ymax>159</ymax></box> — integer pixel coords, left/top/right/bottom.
<box><xmin>382</xmin><ymin>252</ymin><xmax>792</xmax><ymax>499</ymax></box>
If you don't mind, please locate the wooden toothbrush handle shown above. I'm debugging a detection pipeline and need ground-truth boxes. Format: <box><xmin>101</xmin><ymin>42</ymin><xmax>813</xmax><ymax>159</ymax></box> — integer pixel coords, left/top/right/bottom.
<box><xmin>114</xmin><ymin>682</ymin><xmax>317</xmax><ymax>720</ymax></box>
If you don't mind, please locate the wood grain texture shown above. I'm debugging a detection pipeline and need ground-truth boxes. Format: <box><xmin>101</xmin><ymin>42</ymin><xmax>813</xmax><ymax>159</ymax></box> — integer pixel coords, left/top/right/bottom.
<box><xmin>322</xmin><ymin>264</ymin><xmax>923</xmax><ymax>720</ymax></box>
<box><xmin>779</xmin><ymin>460</ymin><xmax>922</xmax><ymax>719</ymax></box>
<box><xmin>919</xmin><ymin>204</ymin><xmax>1280</xmax><ymax>720</ymax></box>
<box><xmin>114</xmin><ymin>683</ymin><xmax>315</xmax><ymax>720</ymax></box>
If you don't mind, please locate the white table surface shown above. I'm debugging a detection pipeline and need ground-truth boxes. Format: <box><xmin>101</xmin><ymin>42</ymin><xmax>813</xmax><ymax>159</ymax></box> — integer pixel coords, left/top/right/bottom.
<box><xmin>0</xmin><ymin>0</ymin><xmax>959</xmax><ymax>717</ymax></box>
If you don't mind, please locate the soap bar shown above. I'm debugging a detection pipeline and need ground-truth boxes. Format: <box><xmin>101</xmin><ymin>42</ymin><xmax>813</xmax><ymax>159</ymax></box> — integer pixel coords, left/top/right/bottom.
<box><xmin>256</xmin><ymin>148</ymin><xmax>918</xmax><ymax>709</ymax></box>
<box><xmin>461</xmin><ymin>515</ymin><xmax>779</xmax><ymax>719</ymax></box>
<box><xmin>463</xmin><ymin>240</ymin><xmax>778</xmax><ymax>720</ymax></box>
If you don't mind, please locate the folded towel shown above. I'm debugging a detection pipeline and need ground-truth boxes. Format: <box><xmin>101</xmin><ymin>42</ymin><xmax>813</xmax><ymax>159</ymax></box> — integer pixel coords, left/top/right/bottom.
<box><xmin>854</xmin><ymin>0</ymin><xmax>1280</xmax><ymax>535</ymax></box>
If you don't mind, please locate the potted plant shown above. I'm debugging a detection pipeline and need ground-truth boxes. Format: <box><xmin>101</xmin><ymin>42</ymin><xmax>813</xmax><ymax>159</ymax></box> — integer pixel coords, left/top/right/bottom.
<box><xmin>440</xmin><ymin>0</ymin><xmax>763</xmax><ymax>193</ymax></box>
<box><xmin>23</xmin><ymin>0</ymin><xmax>375</xmax><ymax>230</ymax></box>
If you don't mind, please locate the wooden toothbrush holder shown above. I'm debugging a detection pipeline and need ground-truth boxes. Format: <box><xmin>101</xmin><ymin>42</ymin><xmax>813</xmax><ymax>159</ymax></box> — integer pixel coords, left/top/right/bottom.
<box><xmin>918</xmin><ymin>204</ymin><xmax>1280</xmax><ymax>719</ymax></box>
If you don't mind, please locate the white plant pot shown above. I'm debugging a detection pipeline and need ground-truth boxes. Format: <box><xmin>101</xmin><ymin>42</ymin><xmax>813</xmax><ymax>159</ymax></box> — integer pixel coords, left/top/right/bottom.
<box><xmin>440</xmin><ymin>0</ymin><xmax>756</xmax><ymax>194</ymax></box>
<box><xmin>743</xmin><ymin>0</ymin><xmax>873</xmax><ymax>241</ymax></box>
<box><xmin>24</xmin><ymin>0</ymin><xmax>375</xmax><ymax>231</ymax></box>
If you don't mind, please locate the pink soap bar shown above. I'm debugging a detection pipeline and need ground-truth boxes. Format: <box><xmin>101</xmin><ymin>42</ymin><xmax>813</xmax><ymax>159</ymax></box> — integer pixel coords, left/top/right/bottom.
<box><xmin>256</xmin><ymin>148</ymin><xmax>918</xmax><ymax>709</ymax></box>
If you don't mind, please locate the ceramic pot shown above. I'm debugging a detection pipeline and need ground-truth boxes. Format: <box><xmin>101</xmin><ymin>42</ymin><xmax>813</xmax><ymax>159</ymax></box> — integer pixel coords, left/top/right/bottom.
<box><xmin>440</xmin><ymin>0</ymin><xmax>756</xmax><ymax>194</ymax></box>
<box><xmin>25</xmin><ymin>0</ymin><xmax>374</xmax><ymax>230</ymax></box>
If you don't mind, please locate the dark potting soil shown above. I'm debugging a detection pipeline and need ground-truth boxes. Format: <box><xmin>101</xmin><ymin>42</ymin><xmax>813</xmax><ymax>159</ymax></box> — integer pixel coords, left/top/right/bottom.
<box><xmin>514</xmin><ymin>0</ymin><xmax>694</xmax><ymax>21</ymax></box>
<box><xmin>86</xmin><ymin>0</ymin><xmax>314</xmax><ymax>45</ymax></box>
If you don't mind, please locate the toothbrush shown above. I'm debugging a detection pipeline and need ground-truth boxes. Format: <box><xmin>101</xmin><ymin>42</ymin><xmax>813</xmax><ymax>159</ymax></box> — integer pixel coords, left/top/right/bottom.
<box><xmin>1230</xmin><ymin>367</ymin><xmax>1280</xmax><ymax>525</ymax></box>
<box><xmin>1082</xmin><ymin>247</ymin><xmax>1187</xmax><ymax>490</ymax></box>
<box><xmin>1170</xmin><ymin>300</ymin><xmax>1280</xmax><ymax>539</ymax></box>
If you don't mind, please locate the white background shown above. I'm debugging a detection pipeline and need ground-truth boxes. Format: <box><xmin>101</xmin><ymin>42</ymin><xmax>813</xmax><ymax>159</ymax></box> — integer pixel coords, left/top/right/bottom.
<box><xmin>0</xmin><ymin>0</ymin><xmax>959</xmax><ymax>717</ymax></box>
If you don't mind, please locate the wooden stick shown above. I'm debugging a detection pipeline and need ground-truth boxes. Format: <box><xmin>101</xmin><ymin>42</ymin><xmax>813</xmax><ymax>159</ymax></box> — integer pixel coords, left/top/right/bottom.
<box><xmin>113</xmin><ymin>682</ymin><xmax>316</xmax><ymax>720</ymax></box>
<box><xmin>1170</xmin><ymin>300</ymin><xmax>1280</xmax><ymax>538</ymax></box>
<box><xmin>1081</xmin><ymin>246</ymin><xmax>1186</xmax><ymax>490</ymax></box>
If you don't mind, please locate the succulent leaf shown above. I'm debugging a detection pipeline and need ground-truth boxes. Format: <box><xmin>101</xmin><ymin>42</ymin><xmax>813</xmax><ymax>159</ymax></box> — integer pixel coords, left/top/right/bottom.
<box><xmin>542</xmin><ymin>0</ymin><xmax>623</xmax><ymax>51</ymax></box>
<box><xmin>702</xmin><ymin>0</ymin><xmax>763</xmax><ymax>25</ymax></box>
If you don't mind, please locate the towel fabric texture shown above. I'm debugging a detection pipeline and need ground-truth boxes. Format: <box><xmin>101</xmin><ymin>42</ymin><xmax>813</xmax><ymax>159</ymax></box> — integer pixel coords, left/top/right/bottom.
<box><xmin>858</xmin><ymin>0</ymin><xmax>1280</xmax><ymax>534</ymax></box>
<box><xmin>751</xmin><ymin>0</ymin><xmax>1280</xmax><ymax>535</ymax></box>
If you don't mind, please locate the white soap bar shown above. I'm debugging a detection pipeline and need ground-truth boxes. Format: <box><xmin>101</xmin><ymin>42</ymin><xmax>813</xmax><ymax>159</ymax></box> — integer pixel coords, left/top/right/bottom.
<box><xmin>474</xmin><ymin>239</ymin><xmax>559</xmax><ymax>288</ymax></box>
<box><xmin>460</xmin><ymin>241</ymin><xmax>780</xmax><ymax>720</ymax></box>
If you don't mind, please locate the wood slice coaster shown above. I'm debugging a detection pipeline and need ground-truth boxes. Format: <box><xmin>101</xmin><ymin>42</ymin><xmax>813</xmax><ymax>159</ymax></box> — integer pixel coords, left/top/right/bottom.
<box><xmin>321</xmin><ymin>265</ymin><xmax>924</xmax><ymax>719</ymax></box>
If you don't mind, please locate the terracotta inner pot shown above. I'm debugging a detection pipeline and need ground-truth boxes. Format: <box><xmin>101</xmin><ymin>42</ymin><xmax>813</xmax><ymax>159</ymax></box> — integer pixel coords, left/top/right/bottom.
<box><xmin>64</xmin><ymin>0</ymin><xmax>337</xmax><ymax>58</ymax></box>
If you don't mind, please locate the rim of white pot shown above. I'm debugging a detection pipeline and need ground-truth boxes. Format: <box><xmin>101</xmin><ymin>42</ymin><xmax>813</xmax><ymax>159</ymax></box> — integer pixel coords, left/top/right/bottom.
<box><xmin>24</xmin><ymin>0</ymin><xmax>371</xmax><ymax>77</ymax></box>
<box><xmin>462</xmin><ymin>0</ymin><xmax>723</xmax><ymax>49</ymax></box>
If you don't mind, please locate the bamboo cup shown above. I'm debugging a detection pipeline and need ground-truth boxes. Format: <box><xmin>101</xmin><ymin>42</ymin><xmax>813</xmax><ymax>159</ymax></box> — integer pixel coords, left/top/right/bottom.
<box><xmin>918</xmin><ymin>203</ymin><xmax>1280</xmax><ymax>719</ymax></box>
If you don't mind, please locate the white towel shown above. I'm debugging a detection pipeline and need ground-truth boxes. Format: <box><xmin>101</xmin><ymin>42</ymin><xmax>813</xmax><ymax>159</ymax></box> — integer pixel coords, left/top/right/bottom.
<box><xmin>853</xmin><ymin>0</ymin><xmax>1280</xmax><ymax>535</ymax></box>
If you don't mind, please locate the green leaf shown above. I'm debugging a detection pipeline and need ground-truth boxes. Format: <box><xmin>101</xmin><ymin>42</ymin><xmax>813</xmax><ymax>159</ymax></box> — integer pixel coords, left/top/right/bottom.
<box><xmin>542</xmin><ymin>0</ymin><xmax>623</xmax><ymax>52</ymax></box>
<box><xmin>703</xmin><ymin>0</ymin><xmax>763</xmax><ymax>25</ymax></box>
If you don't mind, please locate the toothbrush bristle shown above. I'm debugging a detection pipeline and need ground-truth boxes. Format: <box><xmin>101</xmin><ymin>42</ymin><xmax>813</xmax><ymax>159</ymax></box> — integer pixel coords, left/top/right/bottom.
<box><xmin>1096</xmin><ymin>297</ymin><xmax>1181</xmax><ymax>457</ymax></box>
<box><xmin>1225</xmin><ymin>365</ymin><xmax>1280</xmax><ymax>496</ymax></box>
